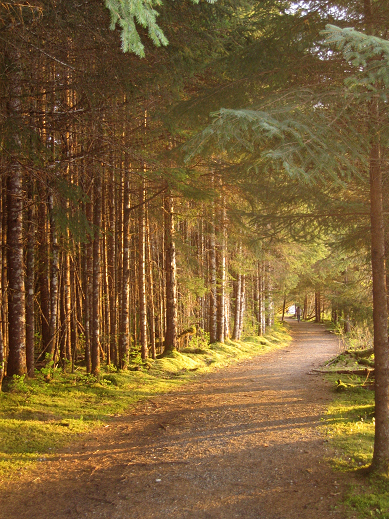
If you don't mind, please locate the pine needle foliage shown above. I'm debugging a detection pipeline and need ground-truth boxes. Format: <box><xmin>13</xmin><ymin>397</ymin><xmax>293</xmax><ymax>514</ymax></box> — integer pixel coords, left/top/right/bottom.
<box><xmin>185</xmin><ymin>92</ymin><xmax>368</xmax><ymax>186</ymax></box>
<box><xmin>322</xmin><ymin>24</ymin><xmax>389</xmax><ymax>99</ymax></box>
<box><xmin>105</xmin><ymin>0</ymin><xmax>217</xmax><ymax>56</ymax></box>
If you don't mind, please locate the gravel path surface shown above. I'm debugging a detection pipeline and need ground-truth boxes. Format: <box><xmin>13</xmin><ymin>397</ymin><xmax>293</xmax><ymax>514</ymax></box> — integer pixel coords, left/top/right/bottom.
<box><xmin>2</xmin><ymin>319</ymin><xmax>353</xmax><ymax>519</ymax></box>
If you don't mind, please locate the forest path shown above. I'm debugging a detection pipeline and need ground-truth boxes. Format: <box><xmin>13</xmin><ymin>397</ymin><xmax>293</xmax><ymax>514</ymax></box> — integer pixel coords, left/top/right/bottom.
<box><xmin>2</xmin><ymin>319</ymin><xmax>353</xmax><ymax>519</ymax></box>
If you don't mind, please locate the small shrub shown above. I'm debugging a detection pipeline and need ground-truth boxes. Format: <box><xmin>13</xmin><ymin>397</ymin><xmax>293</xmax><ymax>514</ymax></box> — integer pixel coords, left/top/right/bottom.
<box><xmin>7</xmin><ymin>374</ymin><xmax>30</xmax><ymax>394</ymax></box>
<box><xmin>189</xmin><ymin>328</ymin><xmax>209</xmax><ymax>349</ymax></box>
<box><xmin>102</xmin><ymin>374</ymin><xmax>119</xmax><ymax>386</ymax></box>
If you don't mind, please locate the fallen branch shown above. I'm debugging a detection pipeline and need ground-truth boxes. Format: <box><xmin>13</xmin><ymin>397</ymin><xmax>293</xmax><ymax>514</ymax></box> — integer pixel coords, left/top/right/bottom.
<box><xmin>310</xmin><ymin>368</ymin><xmax>374</xmax><ymax>376</ymax></box>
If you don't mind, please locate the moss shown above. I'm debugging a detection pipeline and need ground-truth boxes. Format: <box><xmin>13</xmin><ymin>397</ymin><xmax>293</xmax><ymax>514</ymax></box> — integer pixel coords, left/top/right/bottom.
<box><xmin>0</xmin><ymin>323</ymin><xmax>291</xmax><ymax>482</ymax></box>
<box><xmin>322</xmin><ymin>373</ymin><xmax>389</xmax><ymax>518</ymax></box>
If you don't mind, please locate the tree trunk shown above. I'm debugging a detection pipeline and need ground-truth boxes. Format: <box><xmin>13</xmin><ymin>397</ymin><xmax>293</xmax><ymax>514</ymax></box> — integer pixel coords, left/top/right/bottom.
<box><xmin>281</xmin><ymin>294</ymin><xmax>286</xmax><ymax>322</ymax></box>
<box><xmin>303</xmin><ymin>294</ymin><xmax>308</xmax><ymax>321</ymax></box>
<box><xmin>119</xmin><ymin>172</ymin><xmax>130</xmax><ymax>369</ymax></box>
<box><xmin>315</xmin><ymin>291</ymin><xmax>321</xmax><ymax>323</ymax></box>
<box><xmin>83</xmin><ymin>193</ymin><xmax>93</xmax><ymax>374</ymax></box>
<box><xmin>25</xmin><ymin>181</ymin><xmax>36</xmax><ymax>377</ymax></box>
<box><xmin>107</xmin><ymin>170</ymin><xmax>117</xmax><ymax>367</ymax></box>
<box><xmin>209</xmin><ymin>206</ymin><xmax>217</xmax><ymax>343</ymax></box>
<box><xmin>163</xmin><ymin>193</ymin><xmax>177</xmax><ymax>355</ymax></box>
<box><xmin>0</xmin><ymin>182</ymin><xmax>4</xmax><ymax>388</ymax></box>
<box><xmin>139</xmin><ymin>182</ymin><xmax>149</xmax><ymax>360</ymax></box>
<box><xmin>265</xmin><ymin>261</ymin><xmax>273</xmax><ymax>328</ymax></box>
<box><xmin>369</xmin><ymin>110</ymin><xmax>389</xmax><ymax>474</ymax></box>
<box><xmin>232</xmin><ymin>274</ymin><xmax>241</xmax><ymax>341</ymax></box>
<box><xmin>5</xmin><ymin>43</ymin><xmax>26</xmax><ymax>377</ymax></box>
<box><xmin>47</xmin><ymin>190</ymin><xmax>59</xmax><ymax>363</ymax></box>
<box><xmin>91</xmin><ymin>172</ymin><xmax>102</xmax><ymax>378</ymax></box>
<box><xmin>7</xmin><ymin>172</ymin><xmax>27</xmax><ymax>377</ymax></box>
<box><xmin>216</xmin><ymin>194</ymin><xmax>227</xmax><ymax>343</ymax></box>
<box><xmin>238</xmin><ymin>274</ymin><xmax>246</xmax><ymax>339</ymax></box>
<box><xmin>146</xmin><ymin>212</ymin><xmax>156</xmax><ymax>360</ymax></box>
<box><xmin>37</xmin><ymin>197</ymin><xmax>51</xmax><ymax>357</ymax></box>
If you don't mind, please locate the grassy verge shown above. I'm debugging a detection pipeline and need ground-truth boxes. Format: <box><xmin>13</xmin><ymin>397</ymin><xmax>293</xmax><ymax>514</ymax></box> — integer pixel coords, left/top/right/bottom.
<box><xmin>323</xmin><ymin>373</ymin><xmax>389</xmax><ymax>518</ymax></box>
<box><xmin>0</xmin><ymin>322</ymin><xmax>291</xmax><ymax>482</ymax></box>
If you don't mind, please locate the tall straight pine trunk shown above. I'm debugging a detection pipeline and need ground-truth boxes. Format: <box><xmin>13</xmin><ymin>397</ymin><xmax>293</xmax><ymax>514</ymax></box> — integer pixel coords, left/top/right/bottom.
<box><xmin>369</xmin><ymin>107</ymin><xmax>389</xmax><ymax>473</ymax></box>
<box><xmin>139</xmin><ymin>181</ymin><xmax>148</xmax><ymax>360</ymax></box>
<box><xmin>0</xmin><ymin>183</ymin><xmax>4</xmax><ymax>387</ymax></box>
<box><xmin>25</xmin><ymin>181</ymin><xmax>36</xmax><ymax>377</ymax></box>
<box><xmin>146</xmin><ymin>212</ymin><xmax>156</xmax><ymax>359</ymax></box>
<box><xmin>232</xmin><ymin>273</ymin><xmax>241</xmax><ymax>341</ymax></box>
<box><xmin>208</xmin><ymin>205</ymin><xmax>217</xmax><ymax>343</ymax></box>
<box><xmin>6</xmin><ymin>43</ymin><xmax>26</xmax><ymax>376</ymax></box>
<box><xmin>163</xmin><ymin>193</ymin><xmax>177</xmax><ymax>355</ymax></box>
<box><xmin>119</xmin><ymin>171</ymin><xmax>130</xmax><ymax>369</ymax></box>
<box><xmin>91</xmin><ymin>170</ymin><xmax>102</xmax><ymax>377</ymax></box>
<box><xmin>216</xmin><ymin>193</ymin><xmax>226</xmax><ymax>343</ymax></box>
<box><xmin>47</xmin><ymin>190</ymin><xmax>59</xmax><ymax>363</ymax></box>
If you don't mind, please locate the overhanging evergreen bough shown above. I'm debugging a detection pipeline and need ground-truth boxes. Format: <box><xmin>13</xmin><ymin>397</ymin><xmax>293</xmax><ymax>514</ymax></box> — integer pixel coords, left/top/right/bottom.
<box><xmin>105</xmin><ymin>0</ymin><xmax>217</xmax><ymax>56</ymax></box>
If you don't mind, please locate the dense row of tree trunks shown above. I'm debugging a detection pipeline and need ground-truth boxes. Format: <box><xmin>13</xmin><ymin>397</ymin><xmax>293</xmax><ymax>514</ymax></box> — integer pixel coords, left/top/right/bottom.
<box><xmin>0</xmin><ymin>20</ymin><xmax>282</xmax><ymax>381</ymax></box>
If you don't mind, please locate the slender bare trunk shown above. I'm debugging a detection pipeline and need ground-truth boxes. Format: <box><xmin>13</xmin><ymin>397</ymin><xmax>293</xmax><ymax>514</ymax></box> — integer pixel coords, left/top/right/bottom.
<box><xmin>238</xmin><ymin>274</ymin><xmax>246</xmax><ymax>339</ymax></box>
<box><xmin>216</xmin><ymin>194</ymin><xmax>226</xmax><ymax>343</ymax></box>
<box><xmin>47</xmin><ymin>190</ymin><xmax>59</xmax><ymax>364</ymax></box>
<box><xmin>119</xmin><ymin>172</ymin><xmax>130</xmax><ymax>369</ymax></box>
<box><xmin>5</xmin><ymin>43</ymin><xmax>26</xmax><ymax>377</ymax></box>
<box><xmin>209</xmin><ymin>207</ymin><xmax>217</xmax><ymax>343</ymax></box>
<box><xmin>232</xmin><ymin>273</ymin><xmax>241</xmax><ymax>341</ymax></box>
<box><xmin>139</xmin><ymin>182</ymin><xmax>148</xmax><ymax>360</ymax></box>
<box><xmin>163</xmin><ymin>193</ymin><xmax>177</xmax><ymax>355</ymax></box>
<box><xmin>91</xmin><ymin>172</ymin><xmax>102</xmax><ymax>377</ymax></box>
<box><xmin>26</xmin><ymin>181</ymin><xmax>36</xmax><ymax>377</ymax></box>
<box><xmin>146</xmin><ymin>212</ymin><xmax>156</xmax><ymax>359</ymax></box>
<box><xmin>0</xmin><ymin>182</ymin><xmax>4</xmax><ymax>387</ymax></box>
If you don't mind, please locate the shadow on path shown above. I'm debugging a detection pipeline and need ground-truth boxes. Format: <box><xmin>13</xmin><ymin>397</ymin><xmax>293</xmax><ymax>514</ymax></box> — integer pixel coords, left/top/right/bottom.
<box><xmin>2</xmin><ymin>319</ymin><xmax>351</xmax><ymax>519</ymax></box>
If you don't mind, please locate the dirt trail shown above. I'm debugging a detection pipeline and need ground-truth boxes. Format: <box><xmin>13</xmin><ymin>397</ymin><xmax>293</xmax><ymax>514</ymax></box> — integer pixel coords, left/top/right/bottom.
<box><xmin>2</xmin><ymin>319</ymin><xmax>353</xmax><ymax>519</ymax></box>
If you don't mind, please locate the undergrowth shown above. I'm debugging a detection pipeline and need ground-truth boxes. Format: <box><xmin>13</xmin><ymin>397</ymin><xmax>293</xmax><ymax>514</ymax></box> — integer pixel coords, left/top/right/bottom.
<box><xmin>324</xmin><ymin>373</ymin><xmax>389</xmax><ymax>519</ymax></box>
<box><xmin>0</xmin><ymin>322</ymin><xmax>291</xmax><ymax>482</ymax></box>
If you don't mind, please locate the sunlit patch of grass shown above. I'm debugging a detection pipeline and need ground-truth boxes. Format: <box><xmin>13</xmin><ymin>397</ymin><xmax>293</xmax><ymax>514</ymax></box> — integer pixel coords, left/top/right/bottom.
<box><xmin>0</xmin><ymin>323</ymin><xmax>291</xmax><ymax>482</ymax></box>
<box><xmin>323</xmin><ymin>373</ymin><xmax>389</xmax><ymax>518</ymax></box>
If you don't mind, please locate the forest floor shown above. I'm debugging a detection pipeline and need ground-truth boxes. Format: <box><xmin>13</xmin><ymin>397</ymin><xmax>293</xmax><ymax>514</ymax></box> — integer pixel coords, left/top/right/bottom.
<box><xmin>2</xmin><ymin>319</ymin><xmax>359</xmax><ymax>519</ymax></box>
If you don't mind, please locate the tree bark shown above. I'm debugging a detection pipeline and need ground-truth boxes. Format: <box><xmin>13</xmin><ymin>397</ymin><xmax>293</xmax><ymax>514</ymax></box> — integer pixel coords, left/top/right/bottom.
<box><xmin>25</xmin><ymin>181</ymin><xmax>36</xmax><ymax>377</ymax></box>
<box><xmin>232</xmin><ymin>273</ymin><xmax>241</xmax><ymax>341</ymax></box>
<box><xmin>238</xmin><ymin>274</ymin><xmax>246</xmax><ymax>339</ymax></box>
<box><xmin>146</xmin><ymin>211</ymin><xmax>156</xmax><ymax>359</ymax></box>
<box><xmin>47</xmin><ymin>190</ymin><xmax>59</xmax><ymax>364</ymax></box>
<box><xmin>91</xmin><ymin>171</ymin><xmax>102</xmax><ymax>378</ymax></box>
<box><xmin>37</xmin><ymin>197</ymin><xmax>51</xmax><ymax>357</ymax></box>
<box><xmin>265</xmin><ymin>261</ymin><xmax>273</xmax><ymax>328</ymax></box>
<box><xmin>369</xmin><ymin>112</ymin><xmax>389</xmax><ymax>474</ymax></box>
<box><xmin>163</xmin><ymin>193</ymin><xmax>177</xmax><ymax>355</ymax></box>
<box><xmin>216</xmin><ymin>194</ymin><xmax>227</xmax><ymax>343</ymax></box>
<box><xmin>0</xmin><ymin>181</ymin><xmax>4</xmax><ymax>387</ymax></box>
<box><xmin>208</xmin><ymin>207</ymin><xmax>217</xmax><ymax>343</ymax></box>
<box><xmin>5</xmin><ymin>43</ymin><xmax>26</xmax><ymax>377</ymax></box>
<box><xmin>139</xmin><ymin>182</ymin><xmax>149</xmax><ymax>360</ymax></box>
<box><xmin>119</xmin><ymin>172</ymin><xmax>130</xmax><ymax>369</ymax></box>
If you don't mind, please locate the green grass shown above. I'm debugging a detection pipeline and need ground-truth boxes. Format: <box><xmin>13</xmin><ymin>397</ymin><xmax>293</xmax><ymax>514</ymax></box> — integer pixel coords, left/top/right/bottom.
<box><xmin>323</xmin><ymin>374</ymin><xmax>389</xmax><ymax>519</ymax></box>
<box><xmin>0</xmin><ymin>322</ymin><xmax>291</xmax><ymax>482</ymax></box>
